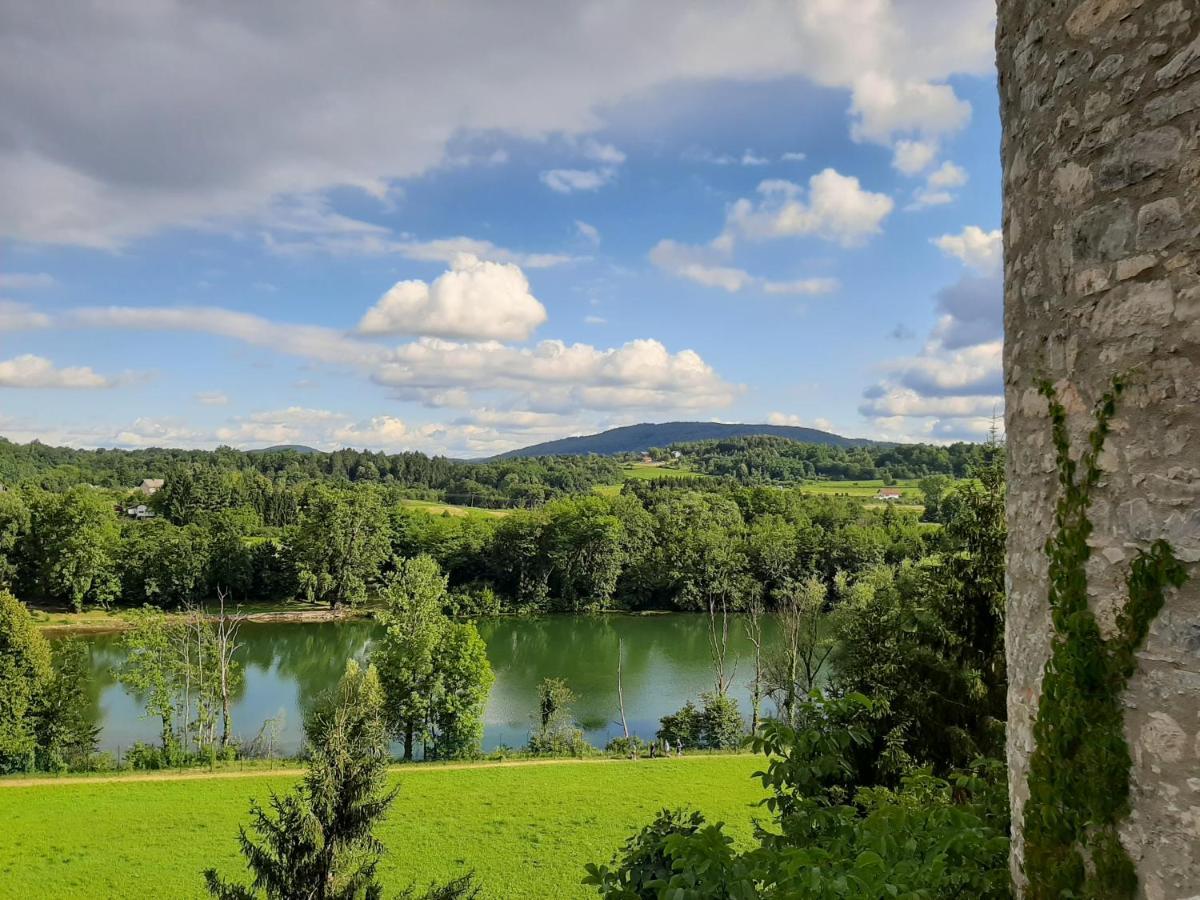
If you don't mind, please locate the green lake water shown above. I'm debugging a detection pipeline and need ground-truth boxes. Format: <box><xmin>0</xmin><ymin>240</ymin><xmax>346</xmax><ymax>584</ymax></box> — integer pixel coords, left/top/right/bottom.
<box><xmin>72</xmin><ymin>614</ymin><xmax>790</xmax><ymax>756</ymax></box>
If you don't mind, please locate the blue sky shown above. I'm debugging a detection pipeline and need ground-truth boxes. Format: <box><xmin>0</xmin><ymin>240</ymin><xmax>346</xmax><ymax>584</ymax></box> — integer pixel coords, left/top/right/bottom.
<box><xmin>0</xmin><ymin>1</ymin><xmax>1002</xmax><ymax>457</ymax></box>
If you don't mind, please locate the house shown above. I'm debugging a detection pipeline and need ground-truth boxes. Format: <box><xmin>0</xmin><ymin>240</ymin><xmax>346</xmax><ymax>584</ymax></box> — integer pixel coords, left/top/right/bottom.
<box><xmin>125</xmin><ymin>504</ymin><xmax>156</xmax><ymax>520</ymax></box>
<box><xmin>671</xmin><ymin>450</ymin><xmax>682</xmax><ymax>459</ymax></box>
<box><xmin>139</xmin><ymin>478</ymin><xmax>165</xmax><ymax>496</ymax></box>
<box><xmin>875</xmin><ymin>488</ymin><xmax>903</xmax><ymax>501</ymax></box>
<box><xmin>640</xmin><ymin>454</ymin><xmax>654</xmax><ymax>464</ymax></box>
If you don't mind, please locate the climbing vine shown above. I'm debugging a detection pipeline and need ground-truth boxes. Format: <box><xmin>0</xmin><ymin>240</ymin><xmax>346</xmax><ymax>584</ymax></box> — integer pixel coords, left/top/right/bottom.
<box><xmin>1023</xmin><ymin>378</ymin><xmax>1189</xmax><ymax>899</ymax></box>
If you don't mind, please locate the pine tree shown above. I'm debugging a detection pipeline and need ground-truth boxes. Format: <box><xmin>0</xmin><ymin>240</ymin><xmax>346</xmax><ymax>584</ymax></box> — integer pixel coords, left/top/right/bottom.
<box><xmin>204</xmin><ymin>660</ymin><xmax>394</xmax><ymax>900</ymax></box>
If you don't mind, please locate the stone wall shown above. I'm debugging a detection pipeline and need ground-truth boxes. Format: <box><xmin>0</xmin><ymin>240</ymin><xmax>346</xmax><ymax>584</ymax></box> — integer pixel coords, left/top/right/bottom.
<box><xmin>998</xmin><ymin>1</ymin><xmax>1200</xmax><ymax>896</ymax></box>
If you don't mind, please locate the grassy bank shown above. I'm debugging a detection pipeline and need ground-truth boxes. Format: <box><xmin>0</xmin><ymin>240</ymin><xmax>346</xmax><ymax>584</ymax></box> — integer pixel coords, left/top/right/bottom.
<box><xmin>0</xmin><ymin>755</ymin><xmax>764</xmax><ymax>899</ymax></box>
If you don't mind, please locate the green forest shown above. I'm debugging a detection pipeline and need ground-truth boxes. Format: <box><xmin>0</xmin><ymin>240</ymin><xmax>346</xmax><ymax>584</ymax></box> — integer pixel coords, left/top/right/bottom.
<box><xmin>0</xmin><ymin>431</ymin><xmax>1015</xmax><ymax>896</ymax></box>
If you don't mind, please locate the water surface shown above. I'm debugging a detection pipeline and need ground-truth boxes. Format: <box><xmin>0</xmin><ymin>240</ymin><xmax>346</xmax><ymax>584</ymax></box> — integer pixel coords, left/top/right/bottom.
<box><xmin>73</xmin><ymin>614</ymin><xmax>788</xmax><ymax>756</ymax></box>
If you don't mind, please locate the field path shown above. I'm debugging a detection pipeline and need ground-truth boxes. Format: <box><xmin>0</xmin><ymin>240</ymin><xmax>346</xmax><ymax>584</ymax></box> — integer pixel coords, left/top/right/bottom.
<box><xmin>0</xmin><ymin>752</ymin><xmax>738</xmax><ymax>788</ymax></box>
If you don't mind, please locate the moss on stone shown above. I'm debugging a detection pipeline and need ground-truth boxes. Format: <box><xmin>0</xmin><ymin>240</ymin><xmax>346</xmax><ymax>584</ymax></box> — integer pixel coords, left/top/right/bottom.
<box><xmin>1023</xmin><ymin>378</ymin><xmax>1189</xmax><ymax>899</ymax></box>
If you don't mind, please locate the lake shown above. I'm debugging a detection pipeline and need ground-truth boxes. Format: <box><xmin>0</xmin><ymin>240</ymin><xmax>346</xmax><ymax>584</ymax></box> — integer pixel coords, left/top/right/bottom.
<box><xmin>70</xmin><ymin>614</ymin><xmax>791</xmax><ymax>757</ymax></box>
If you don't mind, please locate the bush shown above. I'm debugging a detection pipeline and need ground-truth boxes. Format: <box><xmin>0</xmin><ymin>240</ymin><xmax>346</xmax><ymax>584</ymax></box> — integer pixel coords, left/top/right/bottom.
<box><xmin>583</xmin><ymin>809</ymin><xmax>719</xmax><ymax>899</ymax></box>
<box><xmin>605</xmin><ymin>735</ymin><xmax>648</xmax><ymax>757</ymax></box>
<box><xmin>657</xmin><ymin>701</ymin><xmax>702</xmax><ymax>750</ymax></box>
<box><xmin>658</xmin><ymin>693</ymin><xmax>744</xmax><ymax>751</ymax></box>
<box><xmin>698</xmin><ymin>692</ymin><xmax>743</xmax><ymax>751</ymax></box>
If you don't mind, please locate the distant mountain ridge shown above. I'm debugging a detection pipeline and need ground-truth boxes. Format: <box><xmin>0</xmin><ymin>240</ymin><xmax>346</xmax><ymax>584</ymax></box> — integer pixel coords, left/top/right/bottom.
<box><xmin>490</xmin><ymin>421</ymin><xmax>877</xmax><ymax>459</ymax></box>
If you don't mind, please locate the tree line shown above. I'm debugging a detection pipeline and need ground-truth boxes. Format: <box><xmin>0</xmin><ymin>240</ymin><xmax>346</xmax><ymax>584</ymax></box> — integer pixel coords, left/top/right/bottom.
<box><xmin>0</xmin><ymin>471</ymin><xmax>962</xmax><ymax>614</ymax></box>
<box><xmin>657</xmin><ymin>434</ymin><xmax>990</xmax><ymax>482</ymax></box>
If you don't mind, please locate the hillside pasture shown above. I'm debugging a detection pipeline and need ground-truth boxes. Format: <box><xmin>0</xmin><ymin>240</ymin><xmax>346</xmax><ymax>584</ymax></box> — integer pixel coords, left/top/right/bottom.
<box><xmin>0</xmin><ymin>755</ymin><xmax>764</xmax><ymax>900</ymax></box>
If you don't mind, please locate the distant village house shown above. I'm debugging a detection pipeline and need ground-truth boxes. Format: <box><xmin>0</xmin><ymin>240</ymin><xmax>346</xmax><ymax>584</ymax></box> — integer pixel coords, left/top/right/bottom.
<box><xmin>875</xmin><ymin>488</ymin><xmax>903</xmax><ymax>501</ymax></box>
<box><xmin>124</xmin><ymin>504</ymin><xmax>156</xmax><ymax>520</ymax></box>
<box><xmin>139</xmin><ymin>478</ymin><xmax>165</xmax><ymax>496</ymax></box>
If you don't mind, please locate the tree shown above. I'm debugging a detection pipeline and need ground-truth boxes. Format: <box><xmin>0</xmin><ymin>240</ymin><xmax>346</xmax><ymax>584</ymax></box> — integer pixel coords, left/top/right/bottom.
<box><xmin>0</xmin><ymin>490</ymin><xmax>29</xmax><ymax>589</ymax></box>
<box><xmin>27</xmin><ymin>486</ymin><xmax>120</xmax><ymax>610</ymax></box>
<box><xmin>292</xmin><ymin>486</ymin><xmax>389</xmax><ymax>609</ymax></box>
<box><xmin>764</xmin><ymin>576</ymin><xmax>833</xmax><ymax>726</ymax></box>
<box><xmin>543</xmin><ymin>497</ymin><xmax>625</xmax><ymax>611</ymax></box>
<box><xmin>0</xmin><ymin>590</ymin><xmax>53</xmax><ymax>772</ymax></box>
<box><xmin>373</xmin><ymin>556</ymin><xmax>493</xmax><ymax>760</ymax></box>
<box><xmin>424</xmin><ymin>621</ymin><xmax>493</xmax><ymax>760</ymax></box>
<box><xmin>588</xmin><ymin>695</ymin><xmax>1010</xmax><ymax>899</ymax></box>
<box><xmin>118</xmin><ymin>519</ymin><xmax>210</xmax><ymax>607</ymax></box>
<box><xmin>207</xmin><ymin>660</ymin><xmax>399</xmax><ymax>900</ymax></box>
<box><xmin>116</xmin><ymin>608</ymin><xmax>178</xmax><ymax>751</ymax></box>
<box><xmin>214</xmin><ymin>589</ymin><xmax>246</xmax><ymax>749</ymax></box>
<box><xmin>34</xmin><ymin>638</ymin><xmax>99</xmax><ymax>771</ymax></box>
<box><xmin>374</xmin><ymin>556</ymin><xmax>447</xmax><ymax>760</ymax></box>
<box><xmin>917</xmin><ymin>474</ymin><xmax>954</xmax><ymax>524</ymax></box>
<box><xmin>529</xmin><ymin>676</ymin><xmax>586</xmax><ymax>755</ymax></box>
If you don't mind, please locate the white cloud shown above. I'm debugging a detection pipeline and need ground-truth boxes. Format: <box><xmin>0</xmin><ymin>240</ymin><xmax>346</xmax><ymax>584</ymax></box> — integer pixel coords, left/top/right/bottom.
<box><xmin>584</xmin><ymin>315</ymin><xmax>607</xmax><ymax>325</ymax></box>
<box><xmin>908</xmin><ymin>160</ymin><xmax>969</xmax><ymax>209</ymax></box>
<box><xmin>741</xmin><ymin>150</ymin><xmax>769</xmax><ymax>166</ymax></box>
<box><xmin>575</xmin><ymin>220</ymin><xmax>601</xmax><ymax>245</ymax></box>
<box><xmin>0</xmin><ymin>301</ymin><xmax>51</xmax><ymax>331</ymax></box>
<box><xmin>768</xmin><ymin>412</ymin><xmax>803</xmax><ymax>426</ymax></box>
<box><xmin>933</xmin><ymin>225</ymin><xmax>1002</xmax><ymax>273</ymax></box>
<box><xmin>396</xmin><ymin>237</ymin><xmax>571</xmax><ymax>269</ymax></box>
<box><xmin>0</xmin><ymin>354</ymin><xmax>113</xmax><ymax>389</ymax></box>
<box><xmin>762</xmin><ymin>278</ymin><xmax>840</xmax><ymax>295</ymax></box>
<box><xmin>540</xmin><ymin>168</ymin><xmax>615</xmax><ymax>193</ymax></box>
<box><xmin>725</xmin><ymin>169</ymin><xmax>893</xmax><ymax>248</ymax></box>
<box><xmin>69</xmin><ymin>306</ymin><xmax>376</xmax><ymax>366</ymax></box>
<box><xmin>649</xmin><ymin>240</ymin><xmax>756</xmax><ymax>292</ymax></box>
<box><xmin>649</xmin><ymin>239</ymin><xmax>838</xmax><ymax>295</ymax></box>
<box><xmin>0</xmin><ymin>272</ymin><xmax>56</xmax><ymax>290</ymax></box>
<box><xmin>195</xmin><ymin>391</ymin><xmax>229</xmax><ymax>406</ymax></box>
<box><xmin>0</xmin><ymin>1</ymin><xmax>994</xmax><ymax>247</ymax></box>
<box><xmin>780</xmin><ymin>151</ymin><xmax>807</xmax><ymax>162</ymax></box>
<box><xmin>56</xmin><ymin>300</ymin><xmax>735</xmax><ymax>416</ymax></box>
<box><xmin>358</xmin><ymin>254</ymin><xmax>547</xmax><ymax>341</ymax></box>
<box><xmin>891</xmin><ymin>139</ymin><xmax>938</xmax><ymax>175</ymax></box>
<box><xmin>849</xmin><ymin>72</ymin><xmax>972</xmax><ymax>147</ymax></box>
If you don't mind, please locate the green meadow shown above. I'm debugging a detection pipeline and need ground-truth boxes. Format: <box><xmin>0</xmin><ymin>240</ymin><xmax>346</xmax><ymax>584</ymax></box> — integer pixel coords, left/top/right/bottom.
<box><xmin>0</xmin><ymin>755</ymin><xmax>765</xmax><ymax>900</ymax></box>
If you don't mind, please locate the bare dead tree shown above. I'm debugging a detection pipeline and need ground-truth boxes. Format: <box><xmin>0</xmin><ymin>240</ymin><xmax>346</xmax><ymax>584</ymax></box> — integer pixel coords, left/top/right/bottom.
<box><xmin>214</xmin><ymin>587</ymin><xmax>247</xmax><ymax>748</ymax></box>
<box><xmin>706</xmin><ymin>595</ymin><xmax>736</xmax><ymax>696</ymax></box>
<box><xmin>744</xmin><ymin>593</ymin><xmax>765</xmax><ymax>735</ymax></box>
<box><xmin>616</xmin><ymin>637</ymin><xmax>630</xmax><ymax>740</ymax></box>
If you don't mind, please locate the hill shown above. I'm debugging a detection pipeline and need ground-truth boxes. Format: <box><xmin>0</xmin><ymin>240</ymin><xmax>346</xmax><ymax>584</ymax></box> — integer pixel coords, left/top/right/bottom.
<box><xmin>491</xmin><ymin>421</ymin><xmax>875</xmax><ymax>459</ymax></box>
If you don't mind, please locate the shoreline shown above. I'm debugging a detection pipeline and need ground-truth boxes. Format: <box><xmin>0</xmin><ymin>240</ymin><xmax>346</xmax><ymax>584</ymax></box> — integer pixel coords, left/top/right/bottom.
<box><xmin>33</xmin><ymin>603</ymin><xmax>686</xmax><ymax>634</ymax></box>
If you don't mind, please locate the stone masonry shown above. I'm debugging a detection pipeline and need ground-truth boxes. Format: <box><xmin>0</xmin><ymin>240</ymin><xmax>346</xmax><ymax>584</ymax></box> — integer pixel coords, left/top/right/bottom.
<box><xmin>998</xmin><ymin>1</ymin><xmax>1200</xmax><ymax>896</ymax></box>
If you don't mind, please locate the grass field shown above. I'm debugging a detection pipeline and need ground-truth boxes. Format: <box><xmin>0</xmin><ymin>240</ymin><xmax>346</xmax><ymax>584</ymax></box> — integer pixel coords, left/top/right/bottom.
<box><xmin>398</xmin><ymin>498</ymin><xmax>511</xmax><ymax>518</ymax></box>
<box><xmin>794</xmin><ymin>478</ymin><xmax>922</xmax><ymax>498</ymax></box>
<box><xmin>620</xmin><ymin>462</ymin><xmax>705</xmax><ymax>481</ymax></box>
<box><xmin>0</xmin><ymin>755</ymin><xmax>765</xmax><ymax>899</ymax></box>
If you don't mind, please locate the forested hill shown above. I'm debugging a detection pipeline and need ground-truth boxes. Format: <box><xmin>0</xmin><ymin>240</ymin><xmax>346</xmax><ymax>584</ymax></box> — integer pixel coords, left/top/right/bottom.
<box><xmin>491</xmin><ymin>421</ymin><xmax>874</xmax><ymax>459</ymax></box>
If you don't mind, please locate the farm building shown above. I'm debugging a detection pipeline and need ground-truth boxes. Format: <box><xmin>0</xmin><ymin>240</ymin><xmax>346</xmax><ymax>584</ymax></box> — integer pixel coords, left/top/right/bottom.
<box><xmin>875</xmin><ymin>488</ymin><xmax>902</xmax><ymax>501</ymax></box>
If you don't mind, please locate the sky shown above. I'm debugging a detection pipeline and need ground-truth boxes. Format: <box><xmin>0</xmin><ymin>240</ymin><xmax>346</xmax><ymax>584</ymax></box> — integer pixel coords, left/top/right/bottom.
<box><xmin>0</xmin><ymin>0</ymin><xmax>1003</xmax><ymax>458</ymax></box>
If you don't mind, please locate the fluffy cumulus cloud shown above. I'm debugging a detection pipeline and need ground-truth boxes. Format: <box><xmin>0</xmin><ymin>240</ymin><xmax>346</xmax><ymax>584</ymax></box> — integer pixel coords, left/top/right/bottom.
<box><xmin>933</xmin><ymin>225</ymin><xmax>1002</xmax><ymax>273</ymax></box>
<box><xmin>860</xmin><ymin>221</ymin><xmax>1003</xmax><ymax>442</ymax></box>
<box><xmin>357</xmin><ymin>254</ymin><xmax>548</xmax><ymax>341</ymax></box>
<box><xmin>909</xmin><ymin>161</ymin><xmax>969</xmax><ymax>209</ymax></box>
<box><xmin>725</xmin><ymin>171</ymin><xmax>894</xmax><ymax>248</ymax></box>
<box><xmin>0</xmin><ymin>1</ymin><xmax>994</xmax><ymax>248</ymax></box>
<box><xmin>0</xmin><ymin>354</ymin><xmax>113</xmax><ymax>389</ymax></box>
<box><xmin>45</xmin><ymin>296</ymin><xmax>737</xmax><ymax>421</ymax></box>
<box><xmin>891</xmin><ymin>139</ymin><xmax>938</xmax><ymax>175</ymax></box>
<box><xmin>849</xmin><ymin>72</ymin><xmax>971</xmax><ymax>148</ymax></box>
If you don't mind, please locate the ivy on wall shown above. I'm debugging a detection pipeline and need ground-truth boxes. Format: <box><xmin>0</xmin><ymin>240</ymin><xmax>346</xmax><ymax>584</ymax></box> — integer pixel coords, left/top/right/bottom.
<box><xmin>1023</xmin><ymin>379</ymin><xmax>1189</xmax><ymax>898</ymax></box>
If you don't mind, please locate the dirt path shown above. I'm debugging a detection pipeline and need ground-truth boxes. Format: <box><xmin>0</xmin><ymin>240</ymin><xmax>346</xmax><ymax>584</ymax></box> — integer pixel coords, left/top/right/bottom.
<box><xmin>0</xmin><ymin>753</ymin><xmax>733</xmax><ymax>789</ymax></box>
